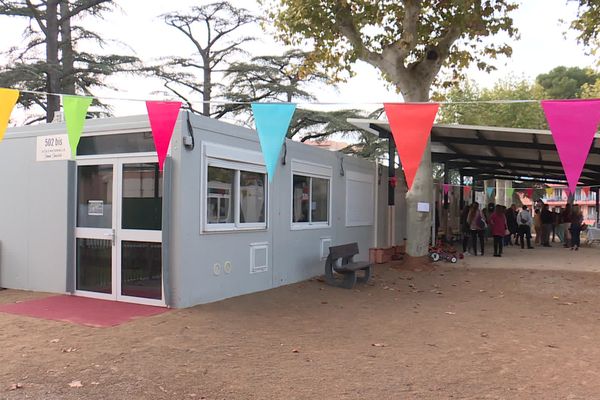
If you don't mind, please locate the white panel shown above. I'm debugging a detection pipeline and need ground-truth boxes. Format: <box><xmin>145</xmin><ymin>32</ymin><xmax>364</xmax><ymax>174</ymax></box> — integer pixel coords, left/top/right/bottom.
<box><xmin>250</xmin><ymin>242</ymin><xmax>269</xmax><ymax>274</ymax></box>
<box><xmin>346</xmin><ymin>170</ymin><xmax>374</xmax><ymax>227</ymax></box>
<box><xmin>320</xmin><ymin>237</ymin><xmax>332</xmax><ymax>260</ymax></box>
<box><xmin>291</xmin><ymin>159</ymin><xmax>332</xmax><ymax>178</ymax></box>
<box><xmin>203</xmin><ymin>142</ymin><xmax>264</xmax><ymax>166</ymax></box>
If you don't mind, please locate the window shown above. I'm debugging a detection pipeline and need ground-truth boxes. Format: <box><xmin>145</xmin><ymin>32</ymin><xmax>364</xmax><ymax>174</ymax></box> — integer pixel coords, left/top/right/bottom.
<box><xmin>292</xmin><ymin>174</ymin><xmax>330</xmax><ymax>226</ymax></box>
<box><xmin>206</xmin><ymin>165</ymin><xmax>266</xmax><ymax>230</ymax></box>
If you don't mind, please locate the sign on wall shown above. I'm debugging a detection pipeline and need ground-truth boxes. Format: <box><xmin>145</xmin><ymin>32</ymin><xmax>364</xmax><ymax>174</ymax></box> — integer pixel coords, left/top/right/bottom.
<box><xmin>36</xmin><ymin>134</ymin><xmax>71</xmax><ymax>161</ymax></box>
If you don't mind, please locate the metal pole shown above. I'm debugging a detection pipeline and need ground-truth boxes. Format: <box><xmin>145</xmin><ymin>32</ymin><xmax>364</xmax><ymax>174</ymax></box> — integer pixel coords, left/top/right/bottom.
<box><xmin>594</xmin><ymin>187</ymin><xmax>600</xmax><ymax>228</ymax></box>
<box><xmin>387</xmin><ymin>138</ymin><xmax>396</xmax><ymax>247</ymax></box>
<box><xmin>443</xmin><ymin>162</ymin><xmax>449</xmax><ymax>206</ymax></box>
<box><xmin>459</xmin><ymin>173</ymin><xmax>465</xmax><ymax>208</ymax></box>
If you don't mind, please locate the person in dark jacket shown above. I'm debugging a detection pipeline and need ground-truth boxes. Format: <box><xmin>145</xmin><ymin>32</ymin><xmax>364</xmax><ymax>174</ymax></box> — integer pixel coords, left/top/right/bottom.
<box><xmin>505</xmin><ymin>204</ymin><xmax>518</xmax><ymax>246</ymax></box>
<box><xmin>460</xmin><ymin>204</ymin><xmax>472</xmax><ymax>254</ymax></box>
<box><xmin>540</xmin><ymin>203</ymin><xmax>554</xmax><ymax>247</ymax></box>
<box><xmin>570</xmin><ymin>206</ymin><xmax>584</xmax><ymax>251</ymax></box>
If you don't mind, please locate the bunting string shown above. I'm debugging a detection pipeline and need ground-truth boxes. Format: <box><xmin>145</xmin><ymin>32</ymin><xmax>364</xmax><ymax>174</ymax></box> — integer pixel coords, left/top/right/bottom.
<box><xmin>5</xmin><ymin>87</ymin><xmax>573</xmax><ymax>106</ymax></box>
<box><xmin>4</xmin><ymin>86</ymin><xmax>600</xmax><ymax>191</ymax></box>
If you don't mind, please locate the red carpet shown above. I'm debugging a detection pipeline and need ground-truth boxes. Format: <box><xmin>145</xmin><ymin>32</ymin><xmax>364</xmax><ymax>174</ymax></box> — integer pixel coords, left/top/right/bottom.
<box><xmin>0</xmin><ymin>295</ymin><xmax>169</xmax><ymax>327</ymax></box>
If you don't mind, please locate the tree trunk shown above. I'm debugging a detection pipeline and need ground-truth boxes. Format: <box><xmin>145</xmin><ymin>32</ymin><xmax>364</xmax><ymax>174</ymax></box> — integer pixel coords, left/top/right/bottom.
<box><xmin>401</xmin><ymin>85</ymin><xmax>433</xmax><ymax>257</ymax></box>
<box><xmin>46</xmin><ymin>0</ymin><xmax>60</xmax><ymax>122</ymax></box>
<box><xmin>59</xmin><ymin>0</ymin><xmax>75</xmax><ymax>95</ymax></box>
<box><xmin>202</xmin><ymin>62</ymin><xmax>211</xmax><ymax>116</ymax></box>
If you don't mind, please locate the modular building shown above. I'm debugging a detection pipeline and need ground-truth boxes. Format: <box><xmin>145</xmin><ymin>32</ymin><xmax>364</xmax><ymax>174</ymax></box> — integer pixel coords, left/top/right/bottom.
<box><xmin>0</xmin><ymin>112</ymin><xmax>407</xmax><ymax>308</ymax></box>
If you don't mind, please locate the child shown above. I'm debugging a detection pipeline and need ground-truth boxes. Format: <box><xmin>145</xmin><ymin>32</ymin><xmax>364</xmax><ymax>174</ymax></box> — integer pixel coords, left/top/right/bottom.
<box><xmin>489</xmin><ymin>204</ymin><xmax>508</xmax><ymax>257</ymax></box>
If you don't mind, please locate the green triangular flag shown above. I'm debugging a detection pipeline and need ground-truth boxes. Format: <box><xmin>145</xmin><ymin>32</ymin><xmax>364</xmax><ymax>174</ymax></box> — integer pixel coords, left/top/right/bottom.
<box><xmin>63</xmin><ymin>95</ymin><xmax>93</xmax><ymax>157</ymax></box>
<box><xmin>506</xmin><ymin>188</ymin><xmax>515</xmax><ymax>198</ymax></box>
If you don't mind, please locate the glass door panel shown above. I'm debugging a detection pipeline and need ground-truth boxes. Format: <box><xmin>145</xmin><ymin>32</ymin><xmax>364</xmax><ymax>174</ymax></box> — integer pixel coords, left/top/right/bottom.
<box><xmin>76</xmin><ymin>238</ymin><xmax>112</xmax><ymax>294</ymax></box>
<box><xmin>121</xmin><ymin>163</ymin><xmax>162</xmax><ymax>230</ymax></box>
<box><xmin>121</xmin><ymin>241</ymin><xmax>162</xmax><ymax>300</ymax></box>
<box><xmin>77</xmin><ymin>165</ymin><xmax>113</xmax><ymax>229</ymax></box>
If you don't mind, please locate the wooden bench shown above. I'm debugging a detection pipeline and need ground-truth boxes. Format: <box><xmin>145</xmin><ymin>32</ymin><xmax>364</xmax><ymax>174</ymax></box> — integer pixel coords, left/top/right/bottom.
<box><xmin>324</xmin><ymin>242</ymin><xmax>372</xmax><ymax>289</ymax></box>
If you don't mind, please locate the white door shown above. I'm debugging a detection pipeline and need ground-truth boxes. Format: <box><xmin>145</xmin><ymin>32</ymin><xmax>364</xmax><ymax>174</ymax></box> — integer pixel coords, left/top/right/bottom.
<box><xmin>74</xmin><ymin>157</ymin><xmax>164</xmax><ymax>306</ymax></box>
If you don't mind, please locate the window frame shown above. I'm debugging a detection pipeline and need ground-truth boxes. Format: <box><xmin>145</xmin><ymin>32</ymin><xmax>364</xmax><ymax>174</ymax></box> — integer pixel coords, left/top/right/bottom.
<box><xmin>202</xmin><ymin>143</ymin><xmax>268</xmax><ymax>233</ymax></box>
<box><xmin>290</xmin><ymin>160</ymin><xmax>332</xmax><ymax>230</ymax></box>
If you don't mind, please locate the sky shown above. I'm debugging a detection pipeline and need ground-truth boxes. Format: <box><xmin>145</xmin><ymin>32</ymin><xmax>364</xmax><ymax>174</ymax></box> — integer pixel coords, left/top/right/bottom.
<box><xmin>0</xmin><ymin>0</ymin><xmax>597</xmax><ymax>121</ymax></box>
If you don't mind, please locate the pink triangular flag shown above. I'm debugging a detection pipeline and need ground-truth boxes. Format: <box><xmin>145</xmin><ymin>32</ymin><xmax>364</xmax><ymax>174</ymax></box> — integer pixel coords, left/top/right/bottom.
<box><xmin>542</xmin><ymin>99</ymin><xmax>600</xmax><ymax>193</ymax></box>
<box><xmin>146</xmin><ymin>101</ymin><xmax>182</xmax><ymax>171</ymax></box>
<box><xmin>442</xmin><ymin>183</ymin><xmax>450</xmax><ymax>195</ymax></box>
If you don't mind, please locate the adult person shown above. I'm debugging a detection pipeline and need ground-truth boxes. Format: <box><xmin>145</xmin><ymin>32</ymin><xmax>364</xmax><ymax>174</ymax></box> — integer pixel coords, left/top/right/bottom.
<box><xmin>505</xmin><ymin>204</ymin><xmax>518</xmax><ymax>246</ymax></box>
<box><xmin>552</xmin><ymin>208</ymin><xmax>560</xmax><ymax>242</ymax></box>
<box><xmin>517</xmin><ymin>205</ymin><xmax>534</xmax><ymax>249</ymax></box>
<box><xmin>533</xmin><ymin>208</ymin><xmax>542</xmax><ymax>245</ymax></box>
<box><xmin>490</xmin><ymin>205</ymin><xmax>508</xmax><ymax>257</ymax></box>
<box><xmin>484</xmin><ymin>202</ymin><xmax>495</xmax><ymax>240</ymax></box>
<box><xmin>561</xmin><ymin>203</ymin><xmax>572</xmax><ymax>248</ymax></box>
<box><xmin>460</xmin><ymin>204</ymin><xmax>472</xmax><ymax>255</ymax></box>
<box><xmin>555</xmin><ymin>207</ymin><xmax>565</xmax><ymax>244</ymax></box>
<box><xmin>540</xmin><ymin>203</ymin><xmax>554</xmax><ymax>247</ymax></box>
<box><xmin>570</xmin><ymin>205</ymin><xmax>584</xmax><ymax>251</ymax></box>
<box><xmin>467</xmin><ymin>202</ymin><xmax>486</xmax><ymax>256</ymax></box>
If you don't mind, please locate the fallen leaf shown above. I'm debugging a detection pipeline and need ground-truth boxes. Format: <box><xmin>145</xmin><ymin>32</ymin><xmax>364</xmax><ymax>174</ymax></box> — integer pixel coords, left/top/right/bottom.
<box><xmin>320</xmin><ymin>301</ymin><xmax>328</xmax><ymax>304</ymax></box>
<box><xmin>9</xmin><ymin>383</ymin><xmax>23</xmax><ymax>391</ymax></box>
<box><xmin>61</xmin><ymin>347</ymin><xmax>78</xmax><ymax>353</ymax></box>
<box><xmin>480</xmin><ymin>332</ymin><xmax>489</xmax><ymax>338</ymax></box>
<box><xmin>68</xmin><ymin>380</ymin><xmax>83</xmax><ymax>388</ymax></box>
<box><xmin>558</xmin><ymin>302</ymin><xmax>575</xmax><ymax>306</ymax></box>
<box><xmin>553</xmin><ymin>296</ymin><xmax>559</xmax><ymax>300</ymax></box>
<box><xmin>547</xmin><ymin>344</ymin><xmax>559</xmax><ymax>349</ymax></box>
<box><xmin>50</xmin><ymin>339</ymin><xmax>60</xmax><ymax>343</ymax></box>
<box><xmin>371</xmin><ymin>343</ymin><xmax>387</xmax><ymax>347</ymax></box>
<box><xmin>445</xmin><ymin>312</ymin><xmax>456</xmax><ymax>315</ymax></box>
<box><xmin>291</xmin><ymin>348</ymin><xmax>300</xmax><ymax>353</ymax></box>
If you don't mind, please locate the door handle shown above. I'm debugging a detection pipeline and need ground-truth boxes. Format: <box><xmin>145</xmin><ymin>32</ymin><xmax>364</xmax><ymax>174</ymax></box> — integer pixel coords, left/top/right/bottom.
<box><xmin>104</xmin><ymin>229</ymin><xmax>115</xmax><ymax>246</ymax></box>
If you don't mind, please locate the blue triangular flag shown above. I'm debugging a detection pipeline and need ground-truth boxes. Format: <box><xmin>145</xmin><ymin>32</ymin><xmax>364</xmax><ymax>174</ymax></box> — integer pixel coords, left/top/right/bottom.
<box><xmin>251</xmin><ymin>103</ymin><xmax>296</xmax><ymax>182</ymax></box>
<box><xmin>486</xmin><ymin>187</ymin><xmax>494</xmax><ymax>197</ymax></box>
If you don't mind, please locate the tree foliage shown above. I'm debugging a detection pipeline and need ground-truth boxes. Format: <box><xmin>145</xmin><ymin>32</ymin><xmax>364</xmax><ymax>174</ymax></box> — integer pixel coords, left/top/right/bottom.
<box><xmin>219</xmin><ymin>50</ymin><xmax>366</xmax><ymax>142</ymax></box>
<box><xmin>536</xmin><ymin>66</ymin><xmax>598</xmax><ymax>99</ymax></box>
<box><xmin>262</xmin><ymin>0</ymin><xmax>519</xmax><ymax>101</ymax></box>
<box><xmin>0</xmin><ymin>0</ymin><xmax>141</xmax><ymax>123</ymax></box>
<box><xmin>435</xmin><ymin>77</ymin><xmax>547</xmax><ymax>129</ymax></box>
<box><xmin>571</xmin><ymin>0</ymin><xmax>600</xmax><ymax>52</ymax></box>
<box><xmin>149</xmin><ymin>1</ymin><xmax>256</xmax><ymax>117</ymax></box>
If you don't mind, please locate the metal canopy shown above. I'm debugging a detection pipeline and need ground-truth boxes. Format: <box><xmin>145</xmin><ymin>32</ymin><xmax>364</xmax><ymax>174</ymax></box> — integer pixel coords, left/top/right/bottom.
<box><xmin>347</xmin><ymin>119</ymin><xmax>600</xmax><ymax>186</ymax></box>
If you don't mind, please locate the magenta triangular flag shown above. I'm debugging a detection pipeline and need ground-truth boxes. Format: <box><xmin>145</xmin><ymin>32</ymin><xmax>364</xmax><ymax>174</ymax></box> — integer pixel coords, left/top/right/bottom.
<box><xmin>146</xmin><ymin>101</ymin><xmax>182</xmax><ymax>171</ymax></box>
<box><xmin>542</xmin><ymin>99</ymin><xmax>600</xmax><ymax>193</ymax></box>
<box><xmin>442</xmin><ymin>183</ymin><xmax>450</xmax><ymax>195</ymax></box>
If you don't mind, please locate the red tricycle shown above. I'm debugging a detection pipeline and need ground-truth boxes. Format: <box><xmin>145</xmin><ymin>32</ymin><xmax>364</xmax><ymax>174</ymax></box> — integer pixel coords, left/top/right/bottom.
<box><xmin>428</xmin><ymin>241</ymin><xmax>463</xmax><ymax>263</ymax></box>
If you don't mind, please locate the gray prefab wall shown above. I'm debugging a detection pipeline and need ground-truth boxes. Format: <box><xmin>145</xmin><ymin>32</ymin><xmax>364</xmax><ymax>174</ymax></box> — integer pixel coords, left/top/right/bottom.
<box><xmin>0</xmin><ymin>113</ymin><xmax>409</xmax><ymax>308</ymax></box>
<box><xmin>168</xmin><ymin>113</ymin><xmax>378</xmax><ymax>307</ymax></box>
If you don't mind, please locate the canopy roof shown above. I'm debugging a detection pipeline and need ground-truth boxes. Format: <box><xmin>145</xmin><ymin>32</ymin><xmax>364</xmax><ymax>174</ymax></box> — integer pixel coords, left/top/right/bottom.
<box><xmin>347</xmin><ymin>119</ymin><xmax>600</xmax><ymax>186</ymax></box>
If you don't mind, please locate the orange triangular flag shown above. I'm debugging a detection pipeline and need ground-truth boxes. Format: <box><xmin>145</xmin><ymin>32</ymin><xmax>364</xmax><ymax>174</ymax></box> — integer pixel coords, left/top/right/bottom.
<box><xmin>384</xmin><ymin>103</ymin><xmax>439</xmax><ymax>190</ymax></box>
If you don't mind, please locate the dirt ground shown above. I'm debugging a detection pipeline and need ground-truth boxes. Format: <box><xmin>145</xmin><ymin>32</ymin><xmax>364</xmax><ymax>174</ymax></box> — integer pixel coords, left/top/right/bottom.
<box><xmin>3</xmin><ymin>242</ymin><xmax>600</xmax><ymax>399</ymax></box>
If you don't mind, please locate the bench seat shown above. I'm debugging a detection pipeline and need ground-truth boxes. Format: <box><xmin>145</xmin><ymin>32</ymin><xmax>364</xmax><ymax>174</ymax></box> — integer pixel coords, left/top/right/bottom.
<box><xmin>325</xmin><ymin>242</ymin><xmax>372</xmax><ymax>289</ymax></box>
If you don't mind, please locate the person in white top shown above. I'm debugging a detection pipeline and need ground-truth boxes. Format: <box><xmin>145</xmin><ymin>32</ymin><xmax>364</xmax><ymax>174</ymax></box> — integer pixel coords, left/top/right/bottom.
<box><xmin>516</xmin><ymin>205</ymin><xmax>534</xmax><ymax>249</ymax></box>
